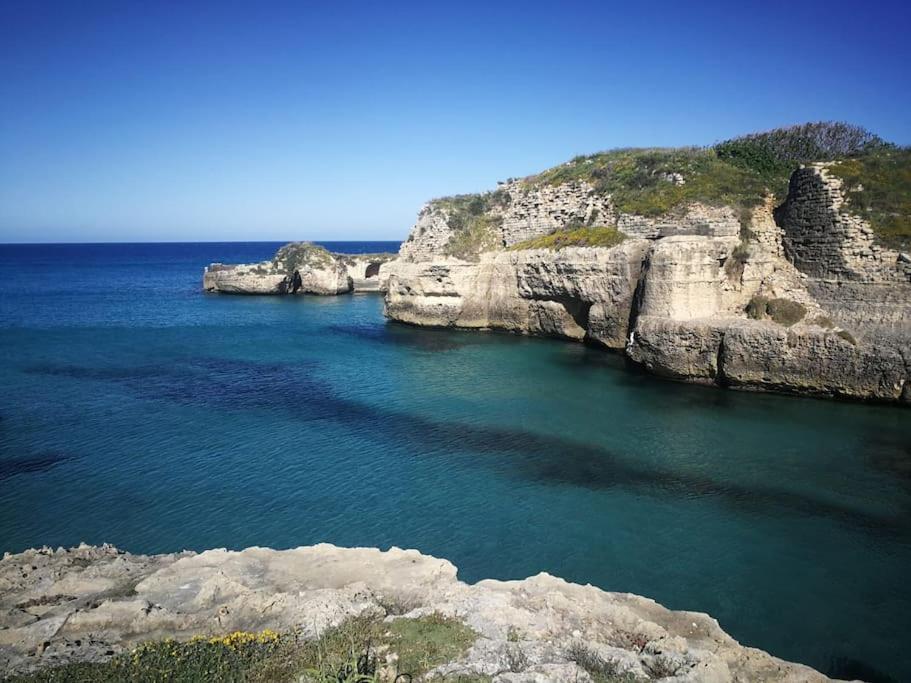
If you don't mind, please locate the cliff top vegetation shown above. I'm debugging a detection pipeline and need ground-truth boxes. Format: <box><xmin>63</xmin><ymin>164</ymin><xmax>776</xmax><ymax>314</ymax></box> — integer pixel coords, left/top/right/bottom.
<box><xmin>429</xmin><ymin>122</ymin><xmax>908</xmax><ymax>251</ymax></box>
<box><xmin>827</xmin><ymin>147</ymin><xmax>911</xmax><ymax>251</ymax></box>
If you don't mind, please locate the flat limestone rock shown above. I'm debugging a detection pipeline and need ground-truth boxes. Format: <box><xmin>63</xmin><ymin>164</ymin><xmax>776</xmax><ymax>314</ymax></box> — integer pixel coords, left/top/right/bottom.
<box><xmin>0</xmin><ymin>544</ymin><xmax>836</xmax><ymax>681</ymax></box>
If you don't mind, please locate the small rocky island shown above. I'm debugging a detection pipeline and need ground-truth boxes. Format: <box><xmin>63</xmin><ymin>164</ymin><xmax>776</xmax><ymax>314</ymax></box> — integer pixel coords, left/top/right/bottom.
<box><xmin>0</xmin><ymin>544</ymin><xmax>833</xmax><ymax>681</ymax></box>
<box><xmin>204</xmin><ymin>123</ymin><xmax>910</xmax><ymax>404</ymax></box>
<box><xmin>204</xmin><ymin>242</ymin><xmax>396</xmax><ymax>295</ymax></box>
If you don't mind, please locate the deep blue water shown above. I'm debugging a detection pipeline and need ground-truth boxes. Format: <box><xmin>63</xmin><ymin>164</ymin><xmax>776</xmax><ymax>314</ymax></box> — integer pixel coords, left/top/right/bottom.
<box><xmin>1</xmin><ymin>242</ymin><xmax>909</xmax><ymax>682</ymax></box>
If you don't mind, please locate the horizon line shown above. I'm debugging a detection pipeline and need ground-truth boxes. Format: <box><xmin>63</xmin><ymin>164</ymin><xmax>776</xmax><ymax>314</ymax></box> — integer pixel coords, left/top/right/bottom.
<box><xmin>0</xmin><ymin>238</ymin><xmax>404</xmax><ymax>246</ymax></box>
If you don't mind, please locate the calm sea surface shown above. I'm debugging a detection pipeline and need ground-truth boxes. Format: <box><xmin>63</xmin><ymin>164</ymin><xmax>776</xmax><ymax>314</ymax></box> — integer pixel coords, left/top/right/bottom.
<box><xmin>1</xmin><ymin>242</ymin><xmax>909</xmax><ymax>682</ymax></box>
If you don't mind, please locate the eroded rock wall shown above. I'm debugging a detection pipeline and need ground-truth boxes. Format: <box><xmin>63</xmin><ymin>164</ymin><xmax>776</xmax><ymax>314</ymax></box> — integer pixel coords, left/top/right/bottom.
<box><xmin>386</xmin><ymin>242</ymin><xmax>650</xmax><ymax>348</ymax></box>
<box><xmin>499</xmin><ymin>180</ymin><xmax>616</xmax><ymax>246</ymax></box>
<box><xmin>776</xmin><ymin>164</ymin><xmax>911</xmax><ymax>331</ymax></box>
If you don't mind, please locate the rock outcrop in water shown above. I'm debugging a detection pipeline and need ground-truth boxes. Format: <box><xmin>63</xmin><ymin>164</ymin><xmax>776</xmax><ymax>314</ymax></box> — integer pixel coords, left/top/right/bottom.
<box><xmin>384</xmin><ymin>125</ymin><xmax>911</xmax><ymax>404</ymax></box>
<box><xmin>203</xmin><ymin>242</ymin><xmax>396</xmax><ymax>295</ymax></box>
<box><xmin>0</xmin><ymin>544</ymin><xmax>833</xmax><ymax>681</ymax></box>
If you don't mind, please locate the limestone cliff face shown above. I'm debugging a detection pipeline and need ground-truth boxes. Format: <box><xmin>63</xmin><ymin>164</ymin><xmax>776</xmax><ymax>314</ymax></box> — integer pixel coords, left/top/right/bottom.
<box><xmin>203</xmin><ymin>243</ymin><xmax>396</xmax><ymax>295</ymax></box>
<box><xmin>388</xmin><ymin>243</ymin><xmax>648</xmax><ymax>347</ymax></box>
<box><xmin>0</xmin><ymin>544</ymin><xmax>832</xmax><ymax>682</ymax></box>
<box><xmin>385</xmin><ymin>170</ymin><xmax>910</xmax><ymax>404</ymax></box>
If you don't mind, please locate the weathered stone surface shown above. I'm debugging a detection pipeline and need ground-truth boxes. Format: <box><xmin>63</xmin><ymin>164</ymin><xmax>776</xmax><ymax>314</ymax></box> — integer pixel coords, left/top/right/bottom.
<box><xmin>626</xmin><ymin>318</ymin><xmax>908</xmax><ymax>401</ymax></box>
<box><xmin>617</xmin><ymin>202</ymin><xmax>740</xmax><ymax>240</ymax></box>
<box><xmin>0</xmin><ymin>544</ymin><xmax>833</xmax><ymax>682</ymax></box>
<box><xmin>721</xmin><ymin>321</ymin><xmax>908</xmax><ymax>400</ymax></box>
<box><xmin>202</xmin><ymin>263</ymin><xmax>291</xmax><ymax>294</ymax></box>
<box><xmin>626</xmin><ymin>317</ymin><xmax>728</xmax><ymax>383</ymax></box>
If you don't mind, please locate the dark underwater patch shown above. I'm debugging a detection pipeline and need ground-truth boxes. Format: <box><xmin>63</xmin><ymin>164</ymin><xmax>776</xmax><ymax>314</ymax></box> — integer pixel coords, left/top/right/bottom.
<box><xmin>21</xmin><ymin>356</ymin><xmax>911</xmax><ymax>536</ymax></box>
<box><xmin>0</xmin><ymin>452</ymin><xmax>71</xmax><ymax>481</ymax></box>
<box><xmin>827</xmin><ymin>655</ymin><xmax>898</xmax><ymax>683</ymax></box>
<box><xmin>866</xmin><ymin>434</ymin><xmax>911</xmax><ymax>487</ymax></box>
<box><xmin>329</xmin><ymin>322</ymin><xmax>479</xmax><ymax>351</ymax></box>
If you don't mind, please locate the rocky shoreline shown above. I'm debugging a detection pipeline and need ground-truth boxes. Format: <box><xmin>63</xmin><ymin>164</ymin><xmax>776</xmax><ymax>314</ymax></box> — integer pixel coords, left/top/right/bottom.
<box><xmin>202</xmin><ymin>160</ymin><xmax>910</xmax><ymax>404</ymax></box>
<box><xmin>385</xmin><ymin>164</ymin><xmax>910</xmax><ymax>404</ymax></box>
<box><xmin>0</xmin><ymin>544</ymin><xmax>835</xmax><ymax>681</ymax></box>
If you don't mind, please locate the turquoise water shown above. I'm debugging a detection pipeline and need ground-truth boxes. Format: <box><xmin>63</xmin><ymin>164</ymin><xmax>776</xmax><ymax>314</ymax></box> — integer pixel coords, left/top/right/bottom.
<box><xmin>1</xmin><ymin>243</ymin><xmax>909</xmax><ymax>682</ymax></box>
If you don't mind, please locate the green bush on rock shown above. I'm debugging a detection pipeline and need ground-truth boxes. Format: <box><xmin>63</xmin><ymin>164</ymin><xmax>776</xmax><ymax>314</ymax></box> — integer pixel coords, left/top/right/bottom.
<box><xmin>746</xmin><ymin>296</ymin><xmax>807</xmax><ymax>327</ymax></box>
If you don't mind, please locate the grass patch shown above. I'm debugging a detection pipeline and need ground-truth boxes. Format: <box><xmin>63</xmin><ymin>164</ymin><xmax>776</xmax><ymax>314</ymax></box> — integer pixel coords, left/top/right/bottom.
<box><xmin>746</xmin><ymin>296</ymin><xmax>807</xmax><ymax>326</ymax></box>
<box><xmin>509</xmin><ymin>225</ymin><xmax>626</xmax><ymax>251</ymax></box>
<box><xmin>443</xmin><ymin>214</ymin><xmax>502</xmax><ymax>260</ymax></box>
<box><xmin>436</xmin><ymin>191</ymin><xmax>509</xmax><ymax>260</ymax></box>
<box><xmin>826</xmin><ymin>147</ymin><xmax>911</xmax><ymax>251</ymax></box>
<box><xmin>528</xmin><ymin>147</ymin><xmax>783</xmax><ymax>219</ymax></box>
<box><xmin>386</xmin><ymin>613</ymin><xmax>477</xmax><ymax>676</ymax></box>
<box><xmin>8</xmin><ymin>616</ymin><xmax>480</xmax><ymax>683</ymax></box>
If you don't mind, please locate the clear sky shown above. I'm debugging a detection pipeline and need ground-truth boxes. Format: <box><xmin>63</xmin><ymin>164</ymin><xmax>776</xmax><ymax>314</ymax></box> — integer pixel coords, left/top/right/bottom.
<box><xmin>1</xmin><ymin>0</ymin><xmax>909</xmax><ymax>243</ymax></box>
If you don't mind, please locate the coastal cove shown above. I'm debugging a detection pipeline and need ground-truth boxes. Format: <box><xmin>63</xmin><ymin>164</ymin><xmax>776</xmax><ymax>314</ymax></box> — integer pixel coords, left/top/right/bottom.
<box><xmin>1</xmin><ymin>242</ymin><xmax>911</xmax><ymax>681</ymax></box>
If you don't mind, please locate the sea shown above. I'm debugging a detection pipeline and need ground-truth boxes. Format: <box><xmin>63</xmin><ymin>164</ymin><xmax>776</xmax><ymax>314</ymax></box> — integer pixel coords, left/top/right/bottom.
<box><xmin>0</xmin><ymin>241</ymin><xmax>909</xmax><ymax>682</ymax></box>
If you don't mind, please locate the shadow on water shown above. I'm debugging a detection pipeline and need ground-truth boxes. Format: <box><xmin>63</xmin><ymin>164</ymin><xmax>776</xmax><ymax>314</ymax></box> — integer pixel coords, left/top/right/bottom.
<box><xmin>329</xmin><ymin>320</ymin><xmax>531</xmax><ymax>352</ymax></box>
<box><xmin>865</xmin><ymin>433</ymin><xmax>911</xmax><ymax>489</ymax></box>
<box><xmin>0</xmin><ymin>409</ymin><xmax>74</xmax><ymax>481</ymax></box>
<box><xmin>827</xmin><ymin>656</ymin><xmax>898</xmax><ymax>683</ymax></box>
<box><xmin>22</xmin><ymin>357</ymin><xmax>911</xmax><ymax>537</ymax></box>
<box><xmin>329</xmin><ymin>322</ymin><xmax>475</xmax><ymax>351</ymax></box>
<box><xmin>0</xmin><ymin>452</ymin><xmax>72</xmax><ymax>481</ymax></box>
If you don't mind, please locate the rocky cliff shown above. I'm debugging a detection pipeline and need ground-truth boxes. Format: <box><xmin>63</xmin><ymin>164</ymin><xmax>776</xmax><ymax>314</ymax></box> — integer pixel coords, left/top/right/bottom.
<box><xmin>385</xmin><ymin>126</ymin><xmax>910</xmax><ymax>404</ymax></box>
<box><xmin>203</xmin><ymin>242</ymin><xmax>396</xmax><ymax>295</ymax></box>
<box><xmin>0</xmin><ymin>544</ymin><xmax>834</xmax><ymax>682</ymax></box>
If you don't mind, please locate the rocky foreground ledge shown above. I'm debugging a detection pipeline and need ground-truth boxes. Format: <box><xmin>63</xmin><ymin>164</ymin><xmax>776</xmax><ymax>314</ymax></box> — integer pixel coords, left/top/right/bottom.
<box><xmin>0</xmin><ymin>544</ymin><xmax>835</xmax><ymax>682</ymax></box>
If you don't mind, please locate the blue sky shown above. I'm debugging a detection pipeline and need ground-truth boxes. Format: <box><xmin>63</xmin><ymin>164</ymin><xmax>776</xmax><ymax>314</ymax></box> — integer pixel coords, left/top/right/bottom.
<box><xmin>1</xmin><ymin>0</ymin><xmax>909</xmax><ymax>243</ymax></box>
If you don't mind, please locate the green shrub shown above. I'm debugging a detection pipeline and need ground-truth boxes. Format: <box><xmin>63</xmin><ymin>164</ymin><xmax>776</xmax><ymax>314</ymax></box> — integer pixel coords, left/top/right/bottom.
<box><xmin>745</xmin><ymin>295</ymin><xmax>770</xmax><ymax>321</ymax></box>
<box><xmin>724</xmin><ymin>240</ymin><xmax>751</xmax><ymax>280</ymax></box>
<box><xmin>716</xmin><ymin>122</ymin><xmax>886</xmax><ymax>173</ymax></box>
<box><xmin>272</xmin><ymin>242</ymin><xmax>334</xmax><ymax>273</ymax></box>
<box><xmin>835</xmin><ymin>329</ymin><xmax>858</xmax><ymax>345</ymax></box>
<box><xmin>509</xmin><ymin>225</ymin><xmax>626</xmax><ymax>251</ymax></box>
<box><xmin>745</xmin><ymin>296</ymin><xmax>806</xmax><ymax>326</ymax></box>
